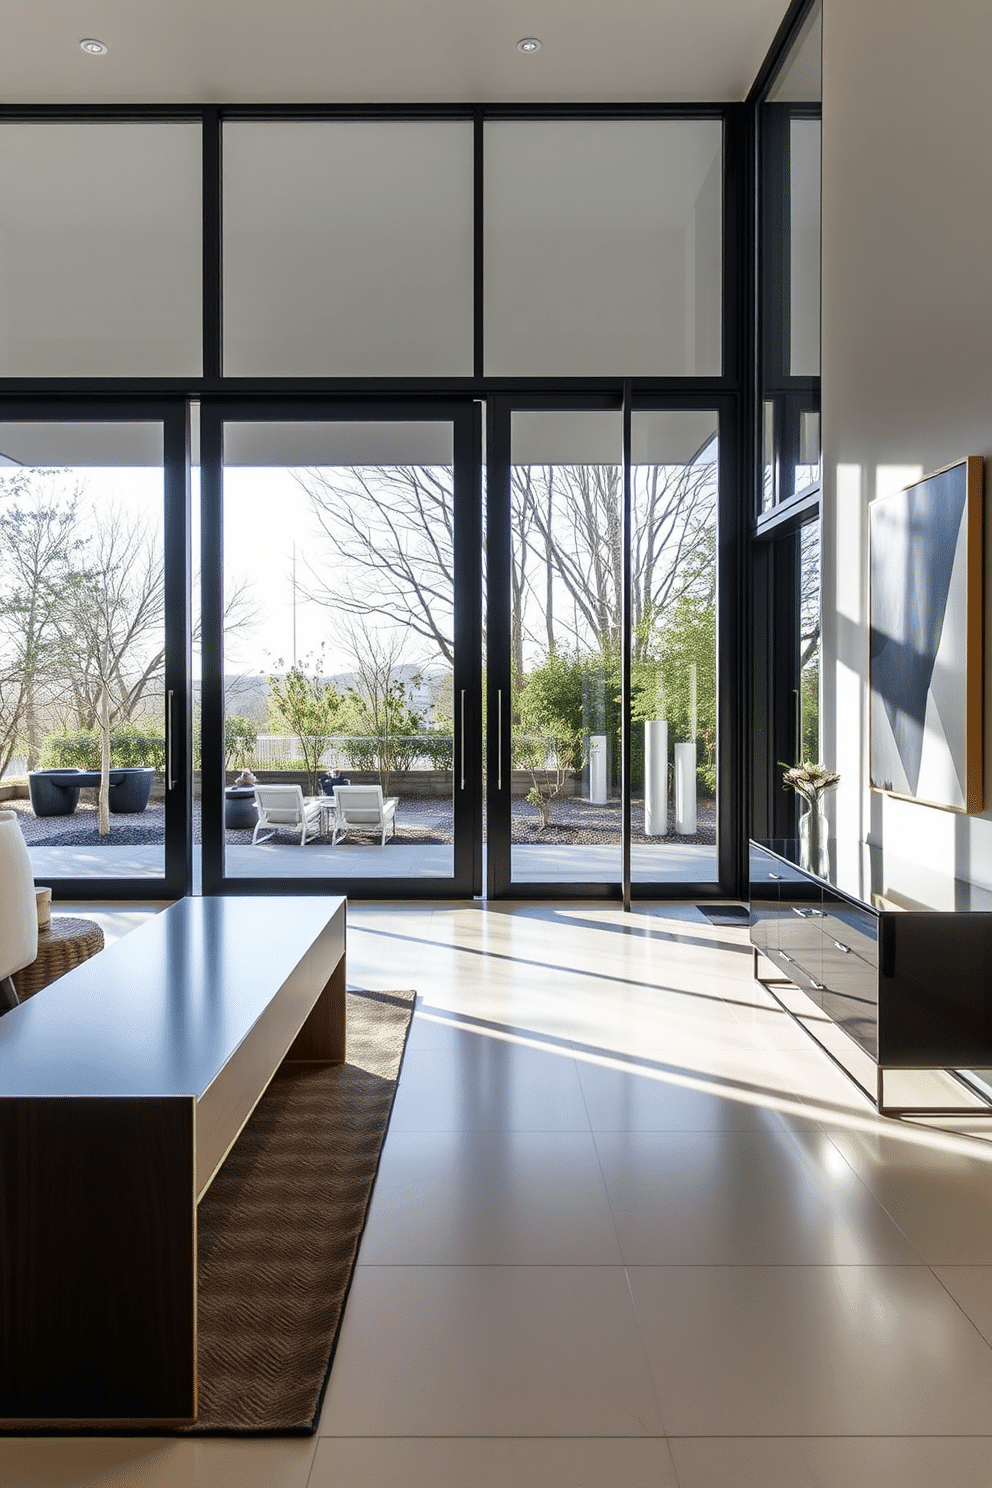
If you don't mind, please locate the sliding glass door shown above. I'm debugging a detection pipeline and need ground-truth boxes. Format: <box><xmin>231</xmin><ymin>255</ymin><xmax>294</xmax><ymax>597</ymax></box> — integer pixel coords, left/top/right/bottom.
<box><xmin>629</xmin><ymin>409</ymin><xmax>720</xmax><ymax>887</ymax></box>
<box><xmin>0</xmin><ymin>402</ymin><xmax>192</xmax><ymax>899</ymax></box>
<box><xmin>487</xmin><ymin>397</ymin><xmax>738</xmax><ymax>900</ymax></box>
<box><xmin>199</xmin><ymin>401</ymin><xmax>482</xmax><ymax>897</ymax></box>
<box><xmin>488</xmin><ymin>403</ymin><xmax>622</xmax><ymax>894</ymax></box>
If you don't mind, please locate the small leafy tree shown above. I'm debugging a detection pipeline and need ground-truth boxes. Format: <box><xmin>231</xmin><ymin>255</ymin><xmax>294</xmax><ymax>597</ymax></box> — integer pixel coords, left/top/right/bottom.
<box><xmin>225</xmin><ymin>715</ymin><xmax>258</xmax><ymax>770</ymax></box>
<box><xmin>338</xmin><ymin>625</ymin><xmax>428</xmax><ymax>794</ymax></box>
<box><xmin>514</xmin><ymin>650</ymin><xmax>594</xmax><ymax>828</ymax></box>
<box><xmin>267</xmin><ymin>659</ymin><xmax>346</xmax><ymax>795</ymax></box>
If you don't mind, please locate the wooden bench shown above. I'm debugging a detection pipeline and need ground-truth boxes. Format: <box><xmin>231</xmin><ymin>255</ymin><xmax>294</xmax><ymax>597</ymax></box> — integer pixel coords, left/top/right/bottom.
<box><xmin>0</xmin><ymin>894</ymin><xmax>346</xmax><ymax>1428</ymax></box>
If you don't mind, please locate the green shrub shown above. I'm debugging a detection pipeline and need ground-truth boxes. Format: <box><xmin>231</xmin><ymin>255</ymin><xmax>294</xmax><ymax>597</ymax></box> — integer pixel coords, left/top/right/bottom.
<box><xmin>109</xmin><ymin>725</ymin><xmax>167</xmax><ymax>770</ymax></box>
<box><xmin>41</xmin><ymin>732</ymin><xmax>100</xmax><ymax>769</ymax></box>
<box><xmin>417</xmin><ymin>732</ymin><xmax>454</xmax><ymax>771</ymax></box>
<box><xmin>41</xmin><ymin>727</ymin><xmax>166</xmax><ymax>771</ymax></box>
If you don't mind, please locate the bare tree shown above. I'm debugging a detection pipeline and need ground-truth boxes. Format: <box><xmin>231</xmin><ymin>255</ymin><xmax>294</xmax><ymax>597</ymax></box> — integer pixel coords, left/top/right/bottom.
<box><xmin>52</xmin><ymin>505</ymin><xmax>257</xmax><ymax>738</ymax></box>
<box><xmin>631</xmin><ymin>462</ymin><xmax>717</xmax><ymax>655</ymax></box>
<box><xmin>297</xmin><ymin>464</ymin><xmax>541</xmax><ymax>679</ymax></box>
<box><xmin>297</xmin><ymin>456</ymin><xmax>716</xmax><ymax>679</ymax></box>
<box><xmin>800</xmin><ymin>521</ymin><xmax>821</xmax><ymax>669</ymax></box>
<box><xmin>57</xmin><ymin>509</ymin><xmax>166</xmax><ymax>741</ymax></box>
<box><xmin>299</xmin><ymin>465</ymin><xmax>457</xmax><ymax>664</ymax></box>
<box><xmin>54</xmin><ymin>514</ymin><xmax>154</xmax><ymax>832</ymax></box>
<box><xmin>52</xmin><ymin>506</ymin><xmax>257</xmax><ymax>832</ymax></box>
<box><xmin>0</xmin><ymin>474</ymin><xmax>84</xmax><ymax>777</ymax></box>
<box><xmin>341</xmin><ymin>620</ymin><xmax>427</xmax><ymax>796</ymax></box>
<box><xmin>514</xmin><ymin>460</ymin><xmax>716</xmax><ymax>661</ymax></box>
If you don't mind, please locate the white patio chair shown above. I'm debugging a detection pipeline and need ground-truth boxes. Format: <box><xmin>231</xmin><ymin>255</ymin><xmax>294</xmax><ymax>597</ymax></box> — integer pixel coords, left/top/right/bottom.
<box><xmin>330</xmin><ymin>785</ymin><xmax>399</xmax><ymax>847</ymax></box>
<box><xmin>0</xmin><ymin>810</ymin><xmax>38</xmax><ymax>1013</ymax></box>
<box><xmin>252</xmin><ymin>784</ymin><xmax>323</xmax><ymax>846</ymax></box>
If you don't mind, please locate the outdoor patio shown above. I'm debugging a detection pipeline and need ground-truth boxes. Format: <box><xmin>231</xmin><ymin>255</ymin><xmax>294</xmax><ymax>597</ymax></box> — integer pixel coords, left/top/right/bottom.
<box><xmin>9</xmin><ymin>790</ymin><xmax>718</xmax><ymax>886</ymax></box>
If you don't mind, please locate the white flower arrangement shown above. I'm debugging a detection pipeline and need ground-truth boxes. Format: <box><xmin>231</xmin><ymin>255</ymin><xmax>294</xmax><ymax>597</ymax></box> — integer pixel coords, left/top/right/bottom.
<box><xmin>781</xmin><ymin>760</ymin><xmax>841</xmax><ymax>803</ymax></box>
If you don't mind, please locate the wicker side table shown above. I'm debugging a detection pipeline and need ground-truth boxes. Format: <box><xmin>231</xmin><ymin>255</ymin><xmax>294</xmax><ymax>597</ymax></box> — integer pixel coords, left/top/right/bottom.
<box><xmin>12</xmin><ymin>916</ymin><xmax>105</xmax><ymax>1000</ymax></box>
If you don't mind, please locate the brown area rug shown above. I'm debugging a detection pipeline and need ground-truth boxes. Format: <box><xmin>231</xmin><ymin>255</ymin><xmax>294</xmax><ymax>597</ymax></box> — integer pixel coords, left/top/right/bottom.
<box><xmin>183</xmin><ymin>986</ymin><xmax>415</xmax><ymax>1435</ymax></box>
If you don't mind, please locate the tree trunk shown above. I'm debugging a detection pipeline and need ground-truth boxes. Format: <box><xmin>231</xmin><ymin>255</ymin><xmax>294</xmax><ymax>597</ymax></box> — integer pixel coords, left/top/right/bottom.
<box><xmin>26</xmin><ymin>689</ymin><xmax>40</xmax><ymax>772</ymax></box>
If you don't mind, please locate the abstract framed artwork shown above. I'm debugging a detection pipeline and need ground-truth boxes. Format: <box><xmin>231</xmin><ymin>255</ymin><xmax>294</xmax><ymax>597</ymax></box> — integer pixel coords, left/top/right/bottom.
<box><xmin>869</xmin><ymin>456</ymin><xmax>984</xmax><ymax>813</ymax></box>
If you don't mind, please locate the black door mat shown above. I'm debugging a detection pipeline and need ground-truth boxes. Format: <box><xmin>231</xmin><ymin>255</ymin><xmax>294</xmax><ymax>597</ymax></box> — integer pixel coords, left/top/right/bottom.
<box><xmin>697</xmin><ymin>904</ymin><xmax>750</xmax><ymax>925</ymax></box>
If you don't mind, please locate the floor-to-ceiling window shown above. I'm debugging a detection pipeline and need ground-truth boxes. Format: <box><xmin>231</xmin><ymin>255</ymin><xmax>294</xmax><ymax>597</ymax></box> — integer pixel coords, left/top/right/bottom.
<box><xmin>0</xmin><ymin>409</ymin><xmax>191</xmax><ymax>898</ymax></box>
<box><xmin>0</xmin><ymin>102</ymin><xmax>746</xmax><ymax>900</ymax></box>
<box><xmin>757</xmin><ymin>1</ymin><xmax>822</xmax><ymax>519</ymax></box>
<box><xmin>750</xmin><ymin>0</ymin><xmax>823</xmax><ymax>844</ymax></box>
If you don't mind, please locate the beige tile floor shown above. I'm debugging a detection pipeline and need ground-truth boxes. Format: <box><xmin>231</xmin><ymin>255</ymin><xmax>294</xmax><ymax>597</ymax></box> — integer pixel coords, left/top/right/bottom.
<box><xmin>4</xmin><ymin>900</ymin><xmax>992</xmax><ymax>1487</ymax></box>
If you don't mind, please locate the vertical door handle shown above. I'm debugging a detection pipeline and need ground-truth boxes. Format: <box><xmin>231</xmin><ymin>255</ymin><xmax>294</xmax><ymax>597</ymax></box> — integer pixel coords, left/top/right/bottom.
<box><xmin>460</xmin><ymin>689</ymin><xmax>466</xmax><ymax>790</ymax></box>
<box><xmin>166</xmin><ymin>689</ymin><xmax>176</xmax><ymax>790</ymax></box>
<box><xmin>498</xmin><ymin>689</ymin><xmax>503</xmax><ymax>790</ymax></box>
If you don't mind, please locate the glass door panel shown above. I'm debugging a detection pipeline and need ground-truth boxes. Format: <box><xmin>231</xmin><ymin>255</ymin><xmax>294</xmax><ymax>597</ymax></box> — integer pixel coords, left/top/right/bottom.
<box><xmin>0</xmin><ymin>411</ymin><xmax>189</xmax><ymax>896</ymax></box>
<box><xmin>492</xmin><ymin>407</ymin><xmax>623</xmax><ymax>892</ymax></box>
<box><xmin>630</xmin><ymin>410</ymin><xmax>719</xmax><ymax>886</ymax></box>
<box><xmin>799</xmin><ymin>518</ymin><xmax>821</xmax><ymax>762</ymax></box>
<box><xmin>203</xmin><ymin>406</ymin><xmax>481</xmax><ymax>896</ymax></box>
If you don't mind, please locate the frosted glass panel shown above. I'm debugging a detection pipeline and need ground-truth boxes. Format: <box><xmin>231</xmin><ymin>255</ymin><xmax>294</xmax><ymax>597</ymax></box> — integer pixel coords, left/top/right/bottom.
<box><xmin>223</xmin><ymin>121</ymin><xmax>474</xmax><ymax>377</ymax></box>
<box><xmin>484</xmin><ymin>120</ymin><xmax>723</xmax><ymax>377</ymax></box>
<box><xmin>0</xmin><ymin>123</ymin><xmax>202</xmax><ymax>377</ymax></box>
<box><xmin>790</xmin><ymin>118</ymin><xmax>821</xmax><ymax>377</ymax></box>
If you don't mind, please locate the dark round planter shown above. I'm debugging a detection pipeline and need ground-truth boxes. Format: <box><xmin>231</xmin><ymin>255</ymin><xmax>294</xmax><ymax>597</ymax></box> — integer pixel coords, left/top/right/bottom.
<box><xmin>225</xmin><ymin>787</ymin><xmax>258</xmax><ymax>830</ymax></box>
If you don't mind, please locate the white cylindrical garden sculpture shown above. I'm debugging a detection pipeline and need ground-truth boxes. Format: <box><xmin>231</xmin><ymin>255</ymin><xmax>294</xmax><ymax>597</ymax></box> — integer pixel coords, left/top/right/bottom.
<box><xmin>674</xmin><ymin>741</ymin><xmax>697</xmax><ymax>835</ymax></box>
<box><xmin>643</xmin><ymin>720</ymin><xmax>669</xmax><ymax>836</ymax></box>
<box><xmin>588</xmin><ymin>734</ymin><xmax>608</xmax><ymax>805</ymax></box>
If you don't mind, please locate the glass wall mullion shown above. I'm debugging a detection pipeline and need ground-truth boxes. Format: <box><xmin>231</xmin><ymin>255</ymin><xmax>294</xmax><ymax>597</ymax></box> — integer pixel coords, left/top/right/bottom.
<box><xmin>621</xmin><ymin>383</ymin><xmax>633</xmax><ymax>911</ymax></box>
<box><xmin>485</xmin><ymin>397</ymin><xmax>512</xmax><ymax>899</ymax></box>
<box><xmin>198</xmin><ymin>400</ymin><xmax>225</xmax><ymax>896</ymax></box>
<box><xmin>162</xmin><ymin>400</ymin><xmax>194</xmax><ymax>898</ymax></box>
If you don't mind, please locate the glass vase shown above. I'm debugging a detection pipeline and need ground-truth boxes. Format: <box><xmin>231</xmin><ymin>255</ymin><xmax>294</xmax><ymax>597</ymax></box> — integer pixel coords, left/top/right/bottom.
<box><xmin>798</xmin><ymin>799</ymin><xmax>829</xmax><ymax>876</ymax></box>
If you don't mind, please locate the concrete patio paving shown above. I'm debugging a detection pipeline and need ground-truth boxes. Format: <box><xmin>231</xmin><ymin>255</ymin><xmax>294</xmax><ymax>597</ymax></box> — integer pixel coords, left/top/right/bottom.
<box><xmin>28</xmin><ymin>840</ymin><xmax>718</xmax><ymax>890</ymax></box>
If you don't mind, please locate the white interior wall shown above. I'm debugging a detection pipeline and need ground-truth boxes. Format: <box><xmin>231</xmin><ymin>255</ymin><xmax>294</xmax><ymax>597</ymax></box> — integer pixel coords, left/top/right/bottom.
<box><xmin>821</xmin><ymin>0</ymin><xmax>992</xmax><ymax>887</ymax></box>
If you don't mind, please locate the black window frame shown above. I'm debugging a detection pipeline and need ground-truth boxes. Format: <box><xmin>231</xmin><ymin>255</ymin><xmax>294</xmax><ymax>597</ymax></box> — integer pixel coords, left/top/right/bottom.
<box><xmin>0</xmin><ymin>97</ymin><xmax>751</xmax><ymax>901</ymax></box>
<box><xmin>746</xmin><ymin>0</ymin><xmax>825</xmax><ymax>849</ymax></box>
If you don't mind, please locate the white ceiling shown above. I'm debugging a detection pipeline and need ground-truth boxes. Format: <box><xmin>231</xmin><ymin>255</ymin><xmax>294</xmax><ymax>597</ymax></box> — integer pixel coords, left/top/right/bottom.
<box><xmin>1</xmin><ymin>0</ymin><xmax>793</xmax><ymax>106</ymax></box>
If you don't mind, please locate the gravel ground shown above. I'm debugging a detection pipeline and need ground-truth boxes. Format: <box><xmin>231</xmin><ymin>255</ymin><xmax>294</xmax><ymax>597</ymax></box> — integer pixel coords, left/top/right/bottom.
<box><xmin>7</xmin><ymin>793</ymin><xmax>716</xmax><ymax>849</ymax></box>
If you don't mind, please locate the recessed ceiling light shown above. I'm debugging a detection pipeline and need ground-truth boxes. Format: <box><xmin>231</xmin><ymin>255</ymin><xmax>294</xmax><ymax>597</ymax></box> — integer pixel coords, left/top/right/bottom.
<box><xmin>516</xmin><ymin>37</ymin><xmax>542</xmax><ymax>53</ymax></box>
<box><xmin>80</xmin><ymin>38</ymin><xmax>108</xmax><ymax>56</ymax></box>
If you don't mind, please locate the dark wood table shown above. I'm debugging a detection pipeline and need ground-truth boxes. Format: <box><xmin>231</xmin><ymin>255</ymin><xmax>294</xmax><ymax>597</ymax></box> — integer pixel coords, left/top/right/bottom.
<box><xmin>0</xmin><ymin>895</ymin><xmax>346</xmax><ymax>1428</ymax></box>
